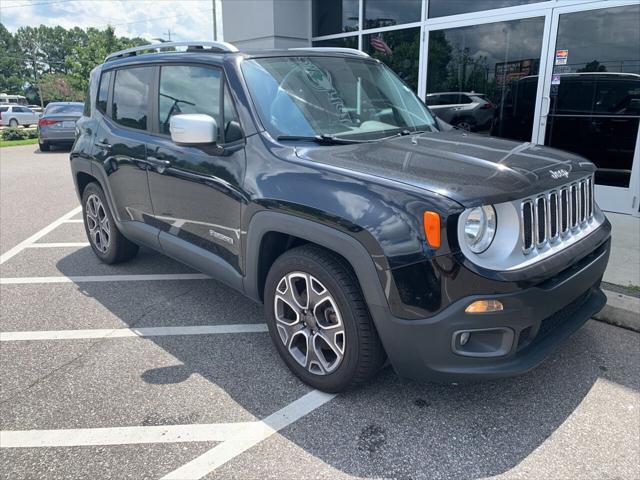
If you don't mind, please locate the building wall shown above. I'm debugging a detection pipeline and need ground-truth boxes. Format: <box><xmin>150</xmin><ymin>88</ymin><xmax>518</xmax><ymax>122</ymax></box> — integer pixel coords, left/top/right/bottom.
<box><xmin>221</xmin><ymin>0</ymin><xmax>311</xmax><ymax>49</ymax></box>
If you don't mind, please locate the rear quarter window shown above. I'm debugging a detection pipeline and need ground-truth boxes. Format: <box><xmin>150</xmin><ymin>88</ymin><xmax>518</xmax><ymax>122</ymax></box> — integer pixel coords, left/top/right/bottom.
<box><xmin>96</xmin><ymin>70</ymin><xmax>112</xmax><ymax>114</ymax></box>
<box><xmin>112</xmin><ymin>66</ymin><xmax>153</xmax><ymax>130</ymax></box>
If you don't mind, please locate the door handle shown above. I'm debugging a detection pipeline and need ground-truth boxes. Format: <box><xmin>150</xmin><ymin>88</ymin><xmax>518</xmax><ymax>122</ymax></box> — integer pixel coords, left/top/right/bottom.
<box><xmin>146</xmin><ymin>156</ymin><xmax>171</xmax><ymax>167</ymax></box>
<box><xmin>94</xmin><ymin>141</ymin><xmax>111</xmax><ymax>150</ymax></box>
<box><xmin>541</xmin><ymin>96</ymin><xmax>551</xmax><ymax>117</ymax></box>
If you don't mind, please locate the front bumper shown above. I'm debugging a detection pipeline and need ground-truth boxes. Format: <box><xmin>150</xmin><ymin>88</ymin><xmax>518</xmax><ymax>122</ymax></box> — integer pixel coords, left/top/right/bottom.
<box><xmin>371</xmin><ymin>237</ymin><xmax>610</xmax><ymax>381</ymax></box>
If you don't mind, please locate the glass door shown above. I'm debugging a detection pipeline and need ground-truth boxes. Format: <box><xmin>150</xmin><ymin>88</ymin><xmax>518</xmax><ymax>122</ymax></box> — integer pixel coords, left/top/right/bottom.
<box><xmin>537</xmin><ymin>2</ymin><xmax>640</xmax><ymax>216</ymax></box>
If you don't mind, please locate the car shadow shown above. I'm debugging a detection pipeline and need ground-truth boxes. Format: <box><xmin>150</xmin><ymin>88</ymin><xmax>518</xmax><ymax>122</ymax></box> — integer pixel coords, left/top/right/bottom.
<box><xmin>55</xmin><ymin>248</ymin><xmax>638</xmax><ymax>478</ymax></box>
<box><xmin>32</xmin><ymin>144</ymin><xmax>73</xmax><ymax>154</ymax></box>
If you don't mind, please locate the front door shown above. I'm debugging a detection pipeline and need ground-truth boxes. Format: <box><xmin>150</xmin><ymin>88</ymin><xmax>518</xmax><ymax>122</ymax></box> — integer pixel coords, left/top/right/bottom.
<box><xmin>537</xmin><ymin>2</ymin><xmax>640</xmax><ymax>216</ymax></box>
<box><xmin>145</xmin><ymin>63</ymin><xmax>246</xmax><ymax>275</ymax></box>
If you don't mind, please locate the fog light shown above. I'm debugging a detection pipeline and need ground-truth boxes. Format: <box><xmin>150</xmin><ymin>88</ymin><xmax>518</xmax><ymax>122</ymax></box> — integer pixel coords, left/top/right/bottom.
<box><xmin>465</xmin><ymin>300</ymin><xmax>503</xmax><ymax>313</ymax></box>
<box><xmin>459</xmin><ymin>331</ymin><xmax>470</xmax><ymax>345</ymax></box>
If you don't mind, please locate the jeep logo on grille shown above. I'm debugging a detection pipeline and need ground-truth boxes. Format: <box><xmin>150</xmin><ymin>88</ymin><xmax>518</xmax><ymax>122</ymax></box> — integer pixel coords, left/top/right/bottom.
<box><xmin>549</xmin><ymin>169</ymin><xmax>569</xmax><ymax>179</ymax></box>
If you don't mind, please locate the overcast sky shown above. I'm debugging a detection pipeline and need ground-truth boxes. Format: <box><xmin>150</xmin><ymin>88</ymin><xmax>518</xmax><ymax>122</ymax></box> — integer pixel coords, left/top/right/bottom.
<box><xmin>1</xmin><ymin>0</ymin><xmax>219</xmax><ymax>42</ymax></box>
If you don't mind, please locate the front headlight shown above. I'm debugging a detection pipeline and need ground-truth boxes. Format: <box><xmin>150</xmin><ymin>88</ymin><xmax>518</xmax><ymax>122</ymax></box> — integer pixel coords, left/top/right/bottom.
<box><xmin>464</xmin><ymin>205</ymin><xmax>497</xmax><ymax>253</ymax></box>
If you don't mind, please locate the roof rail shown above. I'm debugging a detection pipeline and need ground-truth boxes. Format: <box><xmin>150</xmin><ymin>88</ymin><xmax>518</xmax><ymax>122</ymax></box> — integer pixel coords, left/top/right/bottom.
<box><xmin>288</xmin><ymin>47</ymin><xmax>370</xmax><ymax>58</ymax></box>
<box><xmin>105</xmin><ymin>41</ymin><xmax>239</xmax><ymax>62</ymax></box>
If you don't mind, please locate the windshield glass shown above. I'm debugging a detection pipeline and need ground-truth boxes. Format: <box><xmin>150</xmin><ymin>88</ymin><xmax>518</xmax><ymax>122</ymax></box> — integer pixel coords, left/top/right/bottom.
<box><xmin>242</xmin><ymin>56</ymin><xmax>437</xmax><ymax>140</ymax></box>
<box><xmin>45</xmin><ymin>103</ymin><xmax>83</xmax><ymax>114</ymax></box>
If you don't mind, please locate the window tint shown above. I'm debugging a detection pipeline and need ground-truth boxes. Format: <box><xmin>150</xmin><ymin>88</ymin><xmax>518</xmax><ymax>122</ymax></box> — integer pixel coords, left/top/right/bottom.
<box><xmin>429</xmin><ymin>0</ymin><xmax>543</xmax><ymax>18</ymax></box>
<box><xmin>425</xmin><ymin>95</ymin><xmax>439</xmax><ymax>106</ymax></box>
<box><xmin>112</xmin><ymin>67</ymin><xmax>152</xmax><ymax>130</ymax></box>
<box><xmin>223</xmin><ymin>85</ymin><xmax>242</xmax><ymax>143</ymax></box>
<box><xmin>158</xmin><ymin>65</ymin><xmax>221</xmax><ymax>137</ymax></box>
<box><xmin>97</xmin><ymin>70</ymin><xmax>112</xmax><ymax>114</ymax></box>
<box><xmin>14</xmin><ymin>106</ymin><xmax>27</xmax><ymax>112</ymax></box>
<box><xmin>313</xmin><ymin>0</ymin><xmax>359</xmax><ymax>36</ymax></box>
<box><xmin>364</xmin><ymin>0</ymin><xmax>421</xmax><ymax>29</ymax></box>
<box><xmin>45</xmin><ymin>104</ymin><xmax>84</xmax><ymax>114</ymax></box>
<box><xmin>0</xmin><ymin>107</ymin><xmax>8</xmax><ymax>112</ymax></box>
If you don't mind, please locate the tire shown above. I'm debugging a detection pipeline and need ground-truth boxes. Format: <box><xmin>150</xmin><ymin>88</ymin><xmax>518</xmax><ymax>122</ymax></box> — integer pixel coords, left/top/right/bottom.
<box><xmin>82</xmin><ymin>182</ymin><xmax>139</xmax><ymax>264</ymax></box>
<box><xmin>39</xmin><ymin>141</ymin><xmax>50</xmax><ymax>152</ymax></box>
<box><xmin>454</xmin><ymin>117</ymin><xmax>475</xmax><ymax>132</ymax></box>
<box><xmin>264</xmin><ymin>244</ymin><xmax>386</xmax><ymax>392</ymax></box>
<box><xmin>9</xmin><ymin>119</ymin><xmax>18</xmax><ymax>127</ymax></box>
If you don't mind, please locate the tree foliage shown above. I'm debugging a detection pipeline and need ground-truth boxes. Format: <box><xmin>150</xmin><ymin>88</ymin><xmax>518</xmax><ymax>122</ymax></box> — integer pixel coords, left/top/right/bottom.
<box><xmin>0</xmin><ymin>23</ymin><xmax>146</xmax><ymax>104</ymax></box>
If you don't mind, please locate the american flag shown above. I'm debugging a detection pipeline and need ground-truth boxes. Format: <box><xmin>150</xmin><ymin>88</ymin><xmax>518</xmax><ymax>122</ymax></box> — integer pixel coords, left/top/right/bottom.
<box><xmin>370</xmin><ymin>36</ymin><xmax>392</xmax><ymax>56</ymax></box>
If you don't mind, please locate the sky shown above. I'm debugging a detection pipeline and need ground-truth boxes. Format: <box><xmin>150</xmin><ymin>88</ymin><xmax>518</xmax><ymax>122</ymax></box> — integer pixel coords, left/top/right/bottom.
<box><xmin>0</xmin><ymin>0</ymin><xmax>220</xmax><ymax>42</ymax></box>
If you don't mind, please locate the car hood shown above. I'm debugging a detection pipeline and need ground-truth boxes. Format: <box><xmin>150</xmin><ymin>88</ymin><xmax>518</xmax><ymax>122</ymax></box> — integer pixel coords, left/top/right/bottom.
<box><xmin>294</xmin><ymin>130</ymin><xmax>596</xmax><ymax>207</ymax></box>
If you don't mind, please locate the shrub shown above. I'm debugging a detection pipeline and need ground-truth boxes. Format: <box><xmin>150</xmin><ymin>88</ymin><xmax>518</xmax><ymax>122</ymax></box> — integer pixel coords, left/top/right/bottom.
<box><xmin>25</xmin><ymin>129</ymin><xmax>38</xmax><ymax>139</ymax></box>
<box><xmin>1</xmin><ymin>128</ymin><xmax>27</xmax><ymax>141</ymax></box>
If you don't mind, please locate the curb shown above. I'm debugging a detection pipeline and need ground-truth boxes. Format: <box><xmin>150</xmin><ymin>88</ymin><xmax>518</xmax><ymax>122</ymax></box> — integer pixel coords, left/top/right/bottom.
<box><xmin>593</xmin><ymin>289</ymin><xmax>640</xmax><ymax>333</ymax></box>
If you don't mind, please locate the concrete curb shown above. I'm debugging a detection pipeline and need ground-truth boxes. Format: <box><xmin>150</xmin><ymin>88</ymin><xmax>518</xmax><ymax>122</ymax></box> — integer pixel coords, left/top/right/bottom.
<box><xmin>593</xmin><ymin>290</ymin><xmax>640</xmax><ymax>333</ymax></box>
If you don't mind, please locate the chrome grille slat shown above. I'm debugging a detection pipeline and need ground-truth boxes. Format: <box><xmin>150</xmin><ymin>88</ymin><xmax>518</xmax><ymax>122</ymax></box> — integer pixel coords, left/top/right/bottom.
<box><xmin>521</xmin><ymin>175</ymin><xmax>594</xmax><ymax>254</ymax></box>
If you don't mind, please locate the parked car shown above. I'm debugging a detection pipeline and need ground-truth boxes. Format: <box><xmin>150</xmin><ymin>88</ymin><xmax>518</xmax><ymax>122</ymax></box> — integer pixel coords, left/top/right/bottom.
<box><xmin>28</xmin><ymin>104</ymin><xmax>44</xmax><ymax>116</ymax></box>
<box><xmin>425</xmin><ymin>92</ymin><xmax>495</xmax><ymax>132</ymax></box>
<box><xmin>0</xmin><ymin>93</ymin><xmax>28</xmax><ymax>105</ymax></box>
<box><xmin>0</xmin><ymin>105</ymin><xmax>39</xmax><ymax>127</ymax></box>
<box><xmin>37</xmin><ymin>102</ymin><xmax>84</xmax><ymax>151</ymax></box>
<box><xmin>71</xmin><ymin>42</ymin><xmax>611</xmax><ymax>392</ymax></box>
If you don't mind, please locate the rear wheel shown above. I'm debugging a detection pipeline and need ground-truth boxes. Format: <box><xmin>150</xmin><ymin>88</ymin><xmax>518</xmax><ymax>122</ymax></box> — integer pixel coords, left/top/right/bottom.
<box><xmin>264</xmin><ymin>244</ymin><xmax>386</xmax><ymax>392</ymax></box>
<box><xmin>9</xmin><ymin>119</ymin><xmax>18</xmax><ymax>127</ymax></box>
<box><xmin>82</xmin><ymin>182</ymin><xmax>138</xmax><ymax>264</ymax></box>
<box><xmin>39</xmin><ymin>141</ymin><xmax>50</xmax><ymax>152</ymax></box>
<box><xmin>454</xmin><ymin>117</ymin><xmax>475</xmax><ymax>132</ymax></box>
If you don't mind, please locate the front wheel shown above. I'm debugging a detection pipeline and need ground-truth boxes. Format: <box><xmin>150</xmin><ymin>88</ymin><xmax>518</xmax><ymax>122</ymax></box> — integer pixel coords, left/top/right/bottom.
<box><xmin>264</xmin><ymin>245</ymin><xmax>386</xmax><ymax>392</ymax></box>
<box><xmin>82</xmin><ymin>182</ymin><xmax>139</xmax><ymax>264</ymax></box>
<box><xmin>9</xmin><ymin>119</ymin><xmax>18</xmax><ymax>127</ymax></box>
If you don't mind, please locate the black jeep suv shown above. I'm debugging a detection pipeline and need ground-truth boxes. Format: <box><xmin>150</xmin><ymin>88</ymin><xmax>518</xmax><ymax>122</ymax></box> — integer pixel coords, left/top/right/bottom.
<box><xmin>70</xmin><ymin>42</ymin><xmax>611</xmax><ymax>392</ymax></box>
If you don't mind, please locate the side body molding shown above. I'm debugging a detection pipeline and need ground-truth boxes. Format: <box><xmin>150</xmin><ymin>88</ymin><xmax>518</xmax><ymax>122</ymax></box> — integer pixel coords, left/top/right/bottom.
<box><xmin>243</xmin><ymin>211</ymin><xmax>389</xmax><ymax>310</ymax></box>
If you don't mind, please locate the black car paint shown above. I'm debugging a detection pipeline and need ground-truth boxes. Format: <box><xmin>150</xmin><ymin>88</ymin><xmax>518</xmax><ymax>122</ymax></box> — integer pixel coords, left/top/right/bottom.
<box><xmin>70</xmin><ymin>50</ymin><xmax>610</xmax><ymax>381</ymax></box>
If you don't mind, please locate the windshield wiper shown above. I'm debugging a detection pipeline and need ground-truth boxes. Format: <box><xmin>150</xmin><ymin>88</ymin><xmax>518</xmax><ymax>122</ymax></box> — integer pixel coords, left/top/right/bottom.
<box><xmin>276</xmin><ymin>134</ymin><xmax>370</xmax><ymax>145</ymax></box>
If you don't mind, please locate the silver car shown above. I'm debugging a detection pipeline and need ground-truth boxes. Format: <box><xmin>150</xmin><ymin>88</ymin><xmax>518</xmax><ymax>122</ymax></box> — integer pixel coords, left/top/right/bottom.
<box><xmin>0</xmin><ymin>105</ymin><xmax>39</xmax><ymax>127</ymax></box>
<box><xmin>37</xmin><ymin>102</ymin><xmax>84</xmax><ymax>151</ymax></box>
<box><xmin>425</xmin><ymin>92</ymin><xmax>495</xmax><ymax>132</ymax></box>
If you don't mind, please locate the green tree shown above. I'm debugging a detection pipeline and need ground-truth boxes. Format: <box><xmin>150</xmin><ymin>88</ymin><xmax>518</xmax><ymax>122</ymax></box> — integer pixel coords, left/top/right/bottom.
<box><xmin>0</xmin><ymin>23</ymin><xmax>25</xmax><ymax>93</ymax></box>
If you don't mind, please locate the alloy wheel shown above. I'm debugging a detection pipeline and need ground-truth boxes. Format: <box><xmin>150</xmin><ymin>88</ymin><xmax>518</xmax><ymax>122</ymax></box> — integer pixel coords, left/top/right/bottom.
<box><xmin>85</xmin><ymin>193</ymin><xmax>111</xmax><ymax>253</ymax></box>
<box><xmin>273</xmin><ymin>272</ymin><xmax>345</xmax><ymax>375</ymax></box>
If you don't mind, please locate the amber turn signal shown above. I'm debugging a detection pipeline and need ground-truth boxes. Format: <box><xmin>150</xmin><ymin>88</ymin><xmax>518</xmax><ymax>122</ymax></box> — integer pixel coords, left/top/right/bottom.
<box><xmin>465</xmin><ymin>300</ymin><xmax>504</xmax><ymax>313</ymax></box>
<box><xmin>423</xmin><ymin>211</ymin><xmax>441</xmax><ymax>248</ymax></box>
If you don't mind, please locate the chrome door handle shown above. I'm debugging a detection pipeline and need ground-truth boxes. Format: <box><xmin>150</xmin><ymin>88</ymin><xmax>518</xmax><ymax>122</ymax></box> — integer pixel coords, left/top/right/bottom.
<box><xmin>146</xmin><ymin>156</ymin><xmax>171</xmax><ymax>167</ymax></box>
<box><xmin>94</xmin><ymin>141</ymin><xmax>111</xmax><ymax>150</ymax></box>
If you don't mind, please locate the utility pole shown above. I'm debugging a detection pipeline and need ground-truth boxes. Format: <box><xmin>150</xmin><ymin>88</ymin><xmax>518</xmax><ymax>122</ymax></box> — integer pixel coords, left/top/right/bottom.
<box><xmin>212</xmin><ymin>0</ymin><xmax>217</xmax><ymax>41</ymax></box>
<box><xmin>165</xmin><ymin>29</ymin><xmax>172</xmax><ymax>42</ymax></box>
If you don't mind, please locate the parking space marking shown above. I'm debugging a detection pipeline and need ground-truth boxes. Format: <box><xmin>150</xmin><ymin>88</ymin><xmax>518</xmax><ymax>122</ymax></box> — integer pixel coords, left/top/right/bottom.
<box><xmin>1</xmin><ymin>324</ymin><xmax>268</xmax><ymax>341</ymax></box>
<box><xmin>162</xmin><ymin>390</ymin><xmax>337</xmax><ymax>480</ymax></box>
<box><xmin>0</xmin><ymin>206</ymin><xmax>82</xmax><ymax>265</ymax></box>
<box><xmin>0</xmin><ymin>273</ymin><xmax>210</xmax><ymax>284</ymax></box>
<box><xmin>62</xmin><ymin>219</ymin><xmax>84</xmax><ymax>223</ymax></box>
<box><xmin>0</xmin><ymin>422</ymin><xmax>254</xmax><ymax>448</ymax></box>
<box><xmin>27</xmin><ymin>242</ymin><xmax>90</xmax><ymax>248</ymax></box>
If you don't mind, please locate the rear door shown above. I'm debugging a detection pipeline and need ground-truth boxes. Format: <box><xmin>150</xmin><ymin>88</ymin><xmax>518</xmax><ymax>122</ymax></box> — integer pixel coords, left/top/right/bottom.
<box><xmin>91</xmin><ymin>65</ymin><xmax>156</xmax><ymax>236</ymax></box>
<box><xmin>144</xmin><ymin>63</ymin><xmax>246</xmax><ymax>277</ymax></box>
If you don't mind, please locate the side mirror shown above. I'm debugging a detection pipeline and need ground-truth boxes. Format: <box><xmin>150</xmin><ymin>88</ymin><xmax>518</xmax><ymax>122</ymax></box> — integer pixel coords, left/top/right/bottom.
<box><xmin>169</xmin><ymin>114</ymin><xmax>218</xmax><ymax>144</ymax></box>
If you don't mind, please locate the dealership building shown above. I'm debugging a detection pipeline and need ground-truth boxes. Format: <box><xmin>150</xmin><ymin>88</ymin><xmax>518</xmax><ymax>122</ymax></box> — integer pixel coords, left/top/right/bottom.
<box><xmin>220</xmin><ymin>0</ymin><xmax>640</xmax><ymax>216</ymax></box>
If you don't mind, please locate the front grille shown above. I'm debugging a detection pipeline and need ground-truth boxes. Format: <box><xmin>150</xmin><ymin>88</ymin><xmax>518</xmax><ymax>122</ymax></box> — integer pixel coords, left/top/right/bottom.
<box><xmin>521</xmin><ymin>175</ymin><xmax>595</xmax><ymax>254</ymax></box>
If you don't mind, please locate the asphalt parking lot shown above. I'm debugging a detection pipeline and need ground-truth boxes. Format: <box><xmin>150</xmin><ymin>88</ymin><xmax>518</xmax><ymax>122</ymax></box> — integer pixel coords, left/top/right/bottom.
<box><xmin>1</xmin><ymin>144</ymin><xmax>639</xmax><ymax>480</ymax></box>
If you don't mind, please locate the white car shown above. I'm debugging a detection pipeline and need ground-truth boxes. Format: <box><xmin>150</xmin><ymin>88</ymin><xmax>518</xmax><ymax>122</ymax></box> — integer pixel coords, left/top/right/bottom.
<box><xmin>0</xmin><ymin>105</ymin><xmax>39</xmax><ymax>127</ymax></box>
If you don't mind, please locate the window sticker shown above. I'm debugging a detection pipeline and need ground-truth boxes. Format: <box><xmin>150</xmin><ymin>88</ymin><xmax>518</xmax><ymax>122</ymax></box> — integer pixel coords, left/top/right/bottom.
<box><xmin>555</xmin><ymin>49</ymin><xmax>568</xmax><ymax>65</ymax></box>
<box><xmin>551</xmin><ymin>74</ymin><xmax>561</xmax><ymax>85</ymax></box>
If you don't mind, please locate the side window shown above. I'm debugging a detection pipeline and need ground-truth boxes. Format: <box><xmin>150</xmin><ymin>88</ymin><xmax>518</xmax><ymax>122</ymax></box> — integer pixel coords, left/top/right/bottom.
<box><xmin>112</xmin><ymin>67</ymin><xmax>152</xmax><ymax>130</ymax></box>
<box><xmin>425</xmin><ymin>95</ymin><xmax>439</xmax><ymax>106</ymax></box>
<box><xmin>223</xmin><ymin>85</ymin><xmax>243</xmax><ymax>143</ymax></box>
<box><xmin>96</xmin><ymin>70</ymin><xmax>112</xmax><ymax>114</ymax></box>
<box><xmin>158</xmin><ymin>65</ymin><xmax>221</xmax><ymax>137</ymax></box>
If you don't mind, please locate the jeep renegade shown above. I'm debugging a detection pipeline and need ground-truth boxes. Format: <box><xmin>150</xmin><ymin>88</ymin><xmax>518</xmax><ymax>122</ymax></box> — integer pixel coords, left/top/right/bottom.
<box><xmin>70</xmin><ymin>42</ymin><xmax>611</xmax><ymax>392</ymax></box>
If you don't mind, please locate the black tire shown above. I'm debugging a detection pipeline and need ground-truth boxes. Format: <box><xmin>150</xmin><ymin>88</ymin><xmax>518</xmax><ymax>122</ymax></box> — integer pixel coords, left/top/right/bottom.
<box><xmin>264</xmin><ymin>244</ymin><xmax>386</xmax><ymax>392</ymax></box>
<box><xmin>39</xmin><ymin>141</ymin><xmax>50</xmax><ymax>152</ymax></box>
<box><xmin>9</xmin><ymin>119</ymin><xmax>18</xmax><ymax>127</ymax></box>
<box><xmin>82</xmin><ymin>182</ymin><xmax>138</xmax><ymax>264</ymax></box>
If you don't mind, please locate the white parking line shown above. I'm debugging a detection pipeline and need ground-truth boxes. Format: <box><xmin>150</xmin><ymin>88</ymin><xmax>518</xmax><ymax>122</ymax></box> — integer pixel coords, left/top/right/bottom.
<box><xmin>62</xmin><ymin>219</ymin><xmax>84</xmax><ymax>223</ymax></box>
<box><xmin>27</xmin><ymin>242</ymin><xmax>90</xmax><ymax>248</ymax></box>
<box><xmin>0</xmin><ymin>422</ymin><xmax>254</xmax><ymax>448</ymax></box>
<box><xmin>0</xmin><ymin>206</ymin><xmax>82</xmax><ymax>265</ymax></box>
<box><xmin>0</xmin><ymin>273</ymin><xmax>210</xmax><ymax>285</ymax></box>
<box><xmin>162</xmin><ymin>390</ymin><xmax>337</xmax><ymax>480</ymax></box>
<box><xmin>1</xmin><ymin>324</ymin><xmax>268</xmax><ymax>341</ymax></box>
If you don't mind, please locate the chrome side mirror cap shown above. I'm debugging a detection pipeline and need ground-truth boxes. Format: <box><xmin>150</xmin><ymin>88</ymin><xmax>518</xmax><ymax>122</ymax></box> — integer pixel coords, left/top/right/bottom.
<box><xmin>169</xmin><ymin>114</ymin><xmax>217</xmax><ymax>144</ymax></box>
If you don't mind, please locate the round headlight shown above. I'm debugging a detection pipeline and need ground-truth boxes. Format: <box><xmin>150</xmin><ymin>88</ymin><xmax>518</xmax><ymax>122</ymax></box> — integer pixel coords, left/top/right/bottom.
<box><xmin>464</xmin><ymin>206</ymin><xmax>497</xmax><ymax>253</ymax></box>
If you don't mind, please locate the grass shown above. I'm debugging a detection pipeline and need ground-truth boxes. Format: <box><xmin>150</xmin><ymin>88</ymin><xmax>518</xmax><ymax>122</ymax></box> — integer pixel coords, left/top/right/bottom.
<box><xmin>0</xmin><ymin>137</ymin><xmax>39</xmax><ymax>148</ymax></box>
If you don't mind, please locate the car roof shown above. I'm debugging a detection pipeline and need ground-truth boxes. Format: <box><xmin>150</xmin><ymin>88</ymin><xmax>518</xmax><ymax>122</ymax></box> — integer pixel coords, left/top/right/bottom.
<box><xmin>46</xmin><ymin>102</ymin><xmax>84</xmax><ymax>105</ymax></box>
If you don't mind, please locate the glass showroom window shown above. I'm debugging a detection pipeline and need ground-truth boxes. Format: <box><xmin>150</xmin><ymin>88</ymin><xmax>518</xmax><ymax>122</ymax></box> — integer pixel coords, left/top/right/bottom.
<box><xmin>425</xmin><ymin>17</ymin><xmax>544</xmax><ymax>141</ymax></box>
<box><xmin>362</xmin><ymin>28</ymin><xmax>420</xmax><ymax>92</ymax></box>
<box><xmin>428</xmin><ymin>0</ymin><xmax>544</xmax><ymax>18</ymax></box>
<box><xmin>363</xmin><ymin>0</ymin><xmax>421</xmax><ymax>30</ymax></box>
<box><xmin>313</xmin><ymin>0</ymin><xmax>359</xmax><ymax>37</ymax></box>
<box><xmin>312</xmin><ymin>36</ymin><xmax>358</xmax><ymax>49</ymax></box>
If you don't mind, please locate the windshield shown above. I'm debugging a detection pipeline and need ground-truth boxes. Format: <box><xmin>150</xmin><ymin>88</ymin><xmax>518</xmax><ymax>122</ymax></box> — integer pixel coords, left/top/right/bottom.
<box><xmin>45</xmin><ymin>103</ymin><xmax>83</xmax><ymax>115</ymax></box>
<box><xmin>242</xmin><ymin>56</ymin><xmax>437</xmax><ymax>140</ymax></box>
